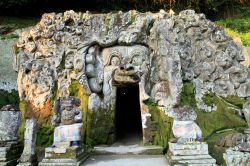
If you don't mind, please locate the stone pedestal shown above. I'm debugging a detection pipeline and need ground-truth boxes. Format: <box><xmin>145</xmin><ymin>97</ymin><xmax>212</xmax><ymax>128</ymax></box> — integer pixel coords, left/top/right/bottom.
<box><xmin>166</xmin><ymin>142</ymin><xmax>216</xmax><ymax>166</ymax></box>
<box><xmin>39</xmin><ymin>146</ymin><xmax>90</xmax><ymax>166</ymax></box>
<box><xmin>0</xmin><ymin>141</ymin><xmax>23</xmax><ymax>166</ymax></box>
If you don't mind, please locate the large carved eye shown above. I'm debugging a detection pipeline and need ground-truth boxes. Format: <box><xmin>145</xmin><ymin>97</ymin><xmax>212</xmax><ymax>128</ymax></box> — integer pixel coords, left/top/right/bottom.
<box><xmin>110</xmin><ymin>56</ymin><xmax>120</xmax><ymax>66</ymax></box>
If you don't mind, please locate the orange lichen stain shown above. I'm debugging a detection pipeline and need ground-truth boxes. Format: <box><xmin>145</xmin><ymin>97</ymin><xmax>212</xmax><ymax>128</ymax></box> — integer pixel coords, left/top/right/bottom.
<box><xmin>20</xmin><ymin>100</ymin><xmax>53</xmax><ymax>124</ymax></box>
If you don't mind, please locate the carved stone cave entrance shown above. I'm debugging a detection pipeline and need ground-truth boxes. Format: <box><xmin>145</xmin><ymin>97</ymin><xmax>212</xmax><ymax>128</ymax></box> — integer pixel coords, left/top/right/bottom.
<box><xmin>115</xmin><ymin>84</ymin><xmax>143</xmax><ymax>144</ymax></box>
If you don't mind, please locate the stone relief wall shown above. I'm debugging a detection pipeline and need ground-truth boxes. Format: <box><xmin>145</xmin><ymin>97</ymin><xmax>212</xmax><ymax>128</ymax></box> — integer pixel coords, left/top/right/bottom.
<box><xmin>14</xmin><ymin>10</ymin><xmax>250</xmax><ymax>143</ymax></box>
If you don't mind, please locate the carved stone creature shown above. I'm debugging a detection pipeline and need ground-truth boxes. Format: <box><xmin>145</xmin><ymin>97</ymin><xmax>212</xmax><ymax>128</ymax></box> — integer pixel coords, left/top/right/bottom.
<box><xmin>53</xmin><ymin>96</ymin><xmax>82</xmax><ymax>126</ymax></box>
<box><xmin>52</xmin><ymin>96</ymin><xmax>83</xmax><ymax>148</ymax></box>
<box><xmin>171</xmin><ymin>106</ymin><xmax>202</xmax><ymax>143</ymax></box>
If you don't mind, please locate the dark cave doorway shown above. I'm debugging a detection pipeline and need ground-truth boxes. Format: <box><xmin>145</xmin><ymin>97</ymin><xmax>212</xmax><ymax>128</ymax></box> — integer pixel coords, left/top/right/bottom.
<box><xmin>115</xmin><ymin>85</ymin><xmax>143</xmax><ymax>144</ymax></box>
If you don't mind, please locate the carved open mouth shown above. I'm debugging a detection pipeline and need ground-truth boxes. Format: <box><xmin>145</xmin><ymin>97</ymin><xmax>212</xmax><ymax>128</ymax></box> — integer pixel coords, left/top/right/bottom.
<box><xmin>113</xmin><ymin>68</ymin><xmax>140</xmax><ymax>85</ymax></box>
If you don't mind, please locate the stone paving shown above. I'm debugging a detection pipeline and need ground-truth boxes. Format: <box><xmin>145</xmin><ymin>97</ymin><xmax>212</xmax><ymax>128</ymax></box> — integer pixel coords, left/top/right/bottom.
<box><xmin>84</xmin><ymin>155</ymin><xmax>170</xmax><ymax>166</ymax></box>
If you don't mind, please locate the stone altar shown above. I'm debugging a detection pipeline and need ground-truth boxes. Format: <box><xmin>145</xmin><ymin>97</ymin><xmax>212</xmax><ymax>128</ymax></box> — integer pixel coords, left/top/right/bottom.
<box><xmin>0</xmin><ymin>105</ymin><xmax>23</xmax><ymax>166</ymax></box>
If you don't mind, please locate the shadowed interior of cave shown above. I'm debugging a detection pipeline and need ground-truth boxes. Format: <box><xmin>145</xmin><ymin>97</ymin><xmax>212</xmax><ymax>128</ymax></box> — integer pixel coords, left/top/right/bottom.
<box><xmin>115</xmin><ymin>85</ymin><xmax>143</xmax><ymax>144</ymax></box>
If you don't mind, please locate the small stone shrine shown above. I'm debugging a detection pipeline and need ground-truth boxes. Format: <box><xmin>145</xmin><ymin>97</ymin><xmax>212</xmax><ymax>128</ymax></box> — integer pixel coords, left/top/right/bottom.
<box><xmin>39</xmin><ymin>96</ymin><xmax>89</xmax><ymax>166</ymax></box>
<box><xmin>0</xmin><ymin>105</ymin><xmax>23</xmax><ymax>166</ymax></box>
<box><xmin>166</xmin><ymin>107</ymin><xmax>216</xmax><ymax>166</ymax></box>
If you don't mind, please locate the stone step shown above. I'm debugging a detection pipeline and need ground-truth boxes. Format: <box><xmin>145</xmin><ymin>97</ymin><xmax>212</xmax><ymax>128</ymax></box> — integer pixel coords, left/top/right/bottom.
<box><xmin>39</xmin><ymin>152</ymin><xmax>90</xmax><ymax>166</ymax></box>
<box><xmin>168</xmin><ymin>143</ymin><xmax>209</xmax><ymax>156</ymax></box>
<box><xmin>173</xmin><ymin>164</ymin><xmax>216</xmax><ymax>166</ymax></box>
<box><xmin>84</xmin><ymin>155</ymin><xmax>170</xmax><ymax>166</ymax></box>
<box><xmin>170</xmin><ymin>154</ymin><xmax>214</xmax><ymax>160</ymax></box>
<box><xmin>94</xmin><ymin>145</ymin><xmax>163</xmax><ymax>155</ymax></box>
<box><xmin>177</xmin><ymin>158</ymin><xmax>216</xmax><ymax>164</ymax></box>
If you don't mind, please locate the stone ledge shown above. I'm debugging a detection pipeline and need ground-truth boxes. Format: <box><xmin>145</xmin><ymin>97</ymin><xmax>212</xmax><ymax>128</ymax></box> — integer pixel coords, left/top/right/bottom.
<box><xmin>94</xmin><ymin>145</ymin><xmax>163</xmax><ymax>155</ymax></box>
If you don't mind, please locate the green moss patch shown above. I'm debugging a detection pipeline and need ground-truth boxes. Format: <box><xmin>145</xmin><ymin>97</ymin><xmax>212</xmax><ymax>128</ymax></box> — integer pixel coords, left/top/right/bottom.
<box><xmin>207</xmin><ymin>128</ymin><xmax>245</xmax><ymax>165</ymax></box>
<box><xmin>69</xmin><ymin>80</ymin><xmax>90</xmax><ymax>144</ymax></box>
<box><xmin>146</xmin><ymin>101</ymin><xmax>173</xmax><ymax>153</ymax></box>
<box><xmin>86</xmin><ymin>109</ymin><xmax>115</xmax><ymax>146</ymax></box>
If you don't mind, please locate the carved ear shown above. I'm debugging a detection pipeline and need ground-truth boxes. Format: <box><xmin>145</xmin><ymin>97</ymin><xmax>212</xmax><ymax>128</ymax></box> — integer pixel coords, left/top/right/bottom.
<box><xmin>103</xmin><ymin>49</ymin><xmax>122</xmax><ymax>66</ymax></box>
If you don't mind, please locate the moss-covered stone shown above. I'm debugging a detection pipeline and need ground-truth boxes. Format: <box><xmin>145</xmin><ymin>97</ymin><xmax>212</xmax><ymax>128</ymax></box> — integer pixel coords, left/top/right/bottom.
<box><xmin>180</xmin><ymin>81</ymin><xmax>247</xmax><ymax>164</ymax></box>
<box><xmin>146</xmin><ymin>101</ymin><xmax>173</xmax><ymax>153</ymax></box>
<box><xmin>36</xmin><ymin>121</ymin><xmax>54</xmax><ymax>147</ymax></box>
<box><xmin>180</xmin><ymin>82</ymin><xmax>247</xmax><ymax>139</ymax></box>
<box><xmin>206</xmin><ymin>128</ymin><xmax>245</xmax><ymax>165</ymax></box>
<box><xmin>86</xmin><ymin>108</ymin><xmax>115</xmax><ymax>146</ymax></box>
<box><xmin>18</xmin><ymin>100</ymin><xmax>26</xmax><ymax>143</ymax></box>
<box><xmin>0</xmin><ymin>89</ymin><xmax>19</xmax><ymax>109</ymax></box>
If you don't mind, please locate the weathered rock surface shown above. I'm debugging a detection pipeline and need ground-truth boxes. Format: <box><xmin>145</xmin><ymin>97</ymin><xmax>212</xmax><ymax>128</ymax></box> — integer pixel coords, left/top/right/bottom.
<box><xmin>223</xmin><ymin>148</ymin><xmax>250</xmax><ymax>166</ymax></box>
<box><xmin>0</xmin><ymin>27</ymin><xmax>32</xmax><ymax>92</ymax></box>
<box><xmin>14</xmin><ymin>10</ymin><xmax>250</xmax><ymax>122</ymax></box>
<box><xmin>0</xmin><ymin>105</ymin><xmax>21</xmax><ymax>141</ymax></box>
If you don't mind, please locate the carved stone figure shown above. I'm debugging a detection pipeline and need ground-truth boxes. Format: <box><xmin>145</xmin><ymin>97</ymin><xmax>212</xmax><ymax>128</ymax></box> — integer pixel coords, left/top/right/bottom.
<box><xmin>171</xmin><ymin>106</ymin><xmax>202</xmax><ymax>143</ymax></box>
<box><xmin>40</xmin><ymin>96</ymin><xmax>87</xmax><ymax>166</ymax></box>
<box><xmin>52</xmin><ymin>96</ymin><xmax>83</xmax><ymax>147</ymax></box>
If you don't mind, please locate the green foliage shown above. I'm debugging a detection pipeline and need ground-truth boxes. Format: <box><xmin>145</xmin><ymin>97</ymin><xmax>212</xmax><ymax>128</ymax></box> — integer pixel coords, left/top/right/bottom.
<box><xmin>0</xmin><ymin>90</ymin><xmax>19</xmax><ymax>109</ymax></box>
<box><xmin>215</xmin><ymin>10</ymin><xmax>250</xmax><ymax>46</ymax></box>
<box><xmin>215</xmin><ymin>17</ymin><xmax>250</xmax><ymax>33</ymax></box>
<box><xmin>0</xmin><ymin>0</ymin><xmax>32</xmax><ymax>8</ymax></box>
<box><xmin>36</xmin><ymin>123</ymin><xmax>54</xmax><ymax>147</ymax></box>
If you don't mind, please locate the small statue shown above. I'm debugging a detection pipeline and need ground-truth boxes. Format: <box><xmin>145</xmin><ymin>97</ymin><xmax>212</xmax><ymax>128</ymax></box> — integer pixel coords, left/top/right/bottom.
<box><xmin>171</xmin><ymin>106</ymin><xmax>202</xmax><ymax>143</ymax></box>
<box><xmin>52</xmin><ymin>96</ymin><xmax>83</xmax><ymax>147</ymax></box>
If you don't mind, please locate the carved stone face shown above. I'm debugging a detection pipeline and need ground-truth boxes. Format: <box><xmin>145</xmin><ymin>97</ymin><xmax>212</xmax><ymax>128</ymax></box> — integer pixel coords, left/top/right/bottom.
<box><xmin>102</xmin><ymin>45</ymin><xmax>149</xmax><ymax>85</ymax></box>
